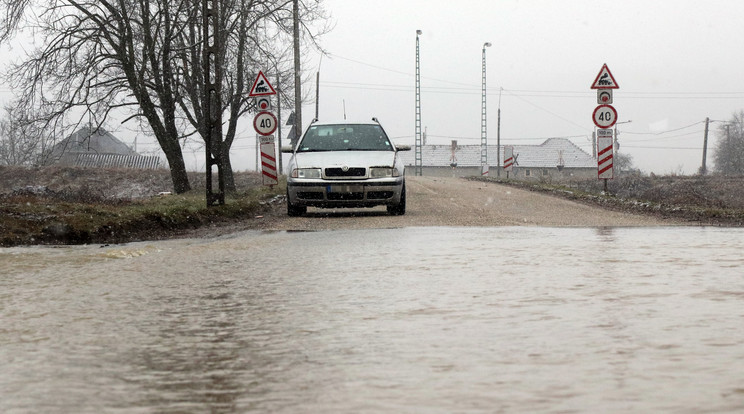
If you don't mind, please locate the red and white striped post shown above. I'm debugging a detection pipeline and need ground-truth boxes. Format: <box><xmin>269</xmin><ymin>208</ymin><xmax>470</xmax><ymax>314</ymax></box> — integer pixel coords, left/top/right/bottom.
<box><xmin>260</xmin><ymin>136</ymin><xmax>278</xmax><ymax>186</ymax></box>
<box><xmin>503</xmin><ymin>145</ymin><xmax>514</xmax><ymax>178</ymax></box>
<box><xmin>597</xmin><ymin>135</ymin><xmax>613</xmax><ymax>192</ymax></box>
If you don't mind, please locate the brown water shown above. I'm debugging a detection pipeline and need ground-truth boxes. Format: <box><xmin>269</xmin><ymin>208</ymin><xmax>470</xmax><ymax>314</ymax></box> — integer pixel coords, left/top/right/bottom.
<box><xmin>1</xmin><ymin>226</ymin><xmax>743</xmax><ymax>413</ymax></box>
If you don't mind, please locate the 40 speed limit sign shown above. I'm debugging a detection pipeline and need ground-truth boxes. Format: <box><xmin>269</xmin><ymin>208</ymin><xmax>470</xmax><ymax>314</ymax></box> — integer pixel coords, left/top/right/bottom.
<box><xmin>593</xmin><ymin>104</ymin><xmax>617</xmax><ymax>128</ymax></box>
<box><xmin>253</xmin><ymin>111</ymin><xmax>278</xmax><ymax>136</ymax></box>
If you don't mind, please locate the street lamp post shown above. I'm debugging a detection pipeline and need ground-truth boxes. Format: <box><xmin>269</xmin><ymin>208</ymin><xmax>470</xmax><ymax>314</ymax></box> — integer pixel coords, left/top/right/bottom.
<box><xmin>414</xmin><ymin>30</ymin><xmax>423</xmax><ymax>176</ymax></box>
<box><xmin>481</xmin><ymin>42</ymin><xmax>491</xmax><ymax>176</ymax></box>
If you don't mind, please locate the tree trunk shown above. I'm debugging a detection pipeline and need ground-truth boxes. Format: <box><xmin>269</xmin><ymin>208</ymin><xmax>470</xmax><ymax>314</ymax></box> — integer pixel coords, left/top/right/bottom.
<box><xmin>222</xmin><ymin>152</ymin><xmax>236</xmax><ymax>193</ymax></box>
<box><xmin>162</xmin><ymin>140</ymin><xmax>191</xmax><ymax>194</ymax></box>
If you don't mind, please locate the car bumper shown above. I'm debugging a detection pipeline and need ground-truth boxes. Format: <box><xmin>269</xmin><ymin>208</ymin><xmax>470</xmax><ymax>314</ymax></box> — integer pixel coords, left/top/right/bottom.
<box><xmin>287</xmin><ymin>178</ymin><xmax>404</xmax><ymax>208</ymax></box>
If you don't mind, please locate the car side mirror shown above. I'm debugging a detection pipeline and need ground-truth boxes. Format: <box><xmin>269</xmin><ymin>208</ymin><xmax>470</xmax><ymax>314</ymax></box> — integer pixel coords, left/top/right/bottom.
<box><xmin>280</xmin><ymin>145</ymin><xmax>295</xmax><ymax>153</ymax></box>
<box><xmin>395</xmin><ymin>144</ymin><xmax>411</xmax><ymax>151</ymax></box>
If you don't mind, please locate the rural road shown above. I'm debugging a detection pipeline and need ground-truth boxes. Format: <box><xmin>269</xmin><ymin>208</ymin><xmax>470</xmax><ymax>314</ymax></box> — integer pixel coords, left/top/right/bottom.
<box><xmin>255</xmin><ymin>176</ymin><xmax>678</xmax><ymax>232</ymax></box>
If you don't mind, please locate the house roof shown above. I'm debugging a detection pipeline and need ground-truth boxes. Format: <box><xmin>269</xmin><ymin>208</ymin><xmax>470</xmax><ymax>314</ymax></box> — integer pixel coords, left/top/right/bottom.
<box><xmin>50</xmin><ymin>126</ymin><xmax>138</xmax><ymax>158</ymax></box>
<box><xmin>48</xmin><ymin>126</ymin><xmax>162</xmax><ymax>169</ymax></box>
<box><xmin>399</xmin><ymin>138</ymin><xmax>595</xmax><ymax>168</ymax></box>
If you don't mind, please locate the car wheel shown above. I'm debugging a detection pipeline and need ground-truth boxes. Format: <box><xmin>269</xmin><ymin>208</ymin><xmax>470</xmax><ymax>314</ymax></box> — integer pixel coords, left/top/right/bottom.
<box><xmin>287</xmin><ymin>190</ymin><xmax>307</xmax><ymax>217</ymax></box>
<box><xmin>387</xmin><ymin>183</ymin><xmax>406</xmax><ymax>216</ymax></box>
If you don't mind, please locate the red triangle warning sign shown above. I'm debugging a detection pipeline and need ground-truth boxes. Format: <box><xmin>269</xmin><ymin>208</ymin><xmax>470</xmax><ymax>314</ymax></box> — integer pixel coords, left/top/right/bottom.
<box><xmin>591</xmin><ymin>64</ymin><xmax>619</xmax><ymax>89</ymax></box>
<box><xmin>248</xmin><ymin>71</ymin><xmax>276</xmax><ymax>97</ymax></box>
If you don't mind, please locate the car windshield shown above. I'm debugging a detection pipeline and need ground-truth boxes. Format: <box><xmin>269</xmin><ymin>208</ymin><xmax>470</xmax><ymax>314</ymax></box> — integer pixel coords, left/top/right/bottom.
<box><xmin>297</xmin><ymin>124</ymin><xmax>393</xmax><ymax>152</ymax></box>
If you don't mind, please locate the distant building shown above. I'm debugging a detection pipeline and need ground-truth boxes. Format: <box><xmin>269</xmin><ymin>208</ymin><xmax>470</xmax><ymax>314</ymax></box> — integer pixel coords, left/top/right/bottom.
<box><xmin>399</xmin><ymin>138</ymin><xmax>596</xmax><ymax>179</ymax></box>
<box><xmin>49</xmin><ymin>126</ymin><xmax>161</xmax><ymax>169</ymax></box>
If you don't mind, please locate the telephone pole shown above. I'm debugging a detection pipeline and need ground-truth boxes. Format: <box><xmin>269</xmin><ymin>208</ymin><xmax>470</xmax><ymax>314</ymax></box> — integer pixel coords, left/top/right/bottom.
<box><xmin>414</xmin><ymin>30</ymin><xmax>423</xmax><ymax>176</ymax></box>
<box><xmin>292</xmin><ymin>0</ymin><xmax>302</xmax><ymax>146</ymax></box>
<box><xmin>480</xmin><ymin>42</ymin><xmax>491</xmax><ymax>176</ymax></box>
<box><xmin>701</xmin><ymin>117</ymin><xmax>710</xmax><ymax>175</ymax></box>
<box><xmin>497</xmin><ymin>87</ymin><xmax>502</xmax><ymax>177</ymax></box>
<box><xmin>202</xmin><ymin>0</ymin><xmax>225</xmax><ymax>206</ymax></box>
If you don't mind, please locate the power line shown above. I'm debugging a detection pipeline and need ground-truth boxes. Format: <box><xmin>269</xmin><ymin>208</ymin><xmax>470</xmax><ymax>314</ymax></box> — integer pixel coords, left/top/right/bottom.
<box><xmin>622</xmin><ymin>130</ymin><xmax>704</xmax><ymax>142</ymax></box>
<box><xmin>327</xmin><ymin>52</ymin><xmax>477</xmax><ymax>88</ymax></box>
<box><xmin>502</xmin><ymin>88</ymin><xmax>591</xmax><ymax>133</ymax></box>
<box><xmin>624</xmin><ymin>145</ymin><xmax>702</xmax><ymax>150</ymax></box>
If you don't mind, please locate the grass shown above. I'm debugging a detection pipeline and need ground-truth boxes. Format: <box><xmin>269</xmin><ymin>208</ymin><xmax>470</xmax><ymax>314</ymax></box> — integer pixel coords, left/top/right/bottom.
<box><xmin>0</xmin><ymin>167</ymin><xmax>283</xmax><ymax>246</ymax></box>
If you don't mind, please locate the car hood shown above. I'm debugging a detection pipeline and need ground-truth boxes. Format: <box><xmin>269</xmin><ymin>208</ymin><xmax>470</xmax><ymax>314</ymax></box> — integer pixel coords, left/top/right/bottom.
<box><xmin>292</xmin><ymin>151</ymin><xmax>396</xmax><ymax>168</ymax></box>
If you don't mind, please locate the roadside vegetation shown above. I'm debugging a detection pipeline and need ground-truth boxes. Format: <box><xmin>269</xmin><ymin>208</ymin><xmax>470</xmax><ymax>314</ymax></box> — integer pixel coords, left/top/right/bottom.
<box><xmin>0</xmin><ymin>166</ymin><xmax>283</xmax><ymax>246</ymax></box>
<box><xmin>477</xmin><ymin>174</ymin><xmax>744</xmax><ymax>226</ymax></box>
<box><xmin>3</xmin><ymin>166</ymin><xmax>744</xmax><ymax>247</ymax></box>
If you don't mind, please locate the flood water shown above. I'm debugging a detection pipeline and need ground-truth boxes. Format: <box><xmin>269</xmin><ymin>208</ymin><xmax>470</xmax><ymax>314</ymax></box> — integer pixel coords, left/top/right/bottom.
<box><xmin>1</xmin><ymin>226</ymin><xmax>743</xmax><ymax>413</ymax></box>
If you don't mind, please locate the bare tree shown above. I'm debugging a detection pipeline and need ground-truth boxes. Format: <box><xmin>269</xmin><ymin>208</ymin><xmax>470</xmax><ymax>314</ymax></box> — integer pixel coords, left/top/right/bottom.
<box><xmin>714</xmin><ymin>111</ymin><xmax>744</xmax><ymax>175</ymax></box>
<box><xmin>615</xmin><ymin>152</ymin><xmax>635</xmax><ymax>174</ymax></box>
<box><xmin>174</xmin><ymin>0</ymin><xmax>328</xmax><ymax>191</ymax></box>
<box><xmin>0</xmin><ymin>101</ymin><xmax>57</xmax><ymax>166</ymax></box>
<box><xmin>0</xmin><ymin>0</ymin><xmax>328</xmax><ymax>193</ymax></box>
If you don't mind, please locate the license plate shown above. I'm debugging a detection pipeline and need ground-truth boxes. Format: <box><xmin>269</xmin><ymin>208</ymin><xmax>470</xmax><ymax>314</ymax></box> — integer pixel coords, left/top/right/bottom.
<box><xmin>328</xmin><ymin>185</ymin><xmax>362</xmax><ymax>193</ymax></box>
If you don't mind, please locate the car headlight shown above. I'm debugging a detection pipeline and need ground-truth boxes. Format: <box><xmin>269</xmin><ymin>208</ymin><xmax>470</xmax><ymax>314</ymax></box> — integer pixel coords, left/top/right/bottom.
<box><xmin>291</xmin><ymin>168</ymin><xmax>321</xmax><ymax>179</ymax></box>
<box><xmin>370</xmin><ymin>167</ymin><xmax>397</xmax><ymax>178</ymax></box>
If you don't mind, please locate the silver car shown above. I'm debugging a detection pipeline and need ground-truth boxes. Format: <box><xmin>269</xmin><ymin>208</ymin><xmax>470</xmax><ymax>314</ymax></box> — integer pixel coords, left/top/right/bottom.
<box><xmin>282</xmin><ymin>119</ymin><xmax>410</xmax><ymax>216</ymax></box>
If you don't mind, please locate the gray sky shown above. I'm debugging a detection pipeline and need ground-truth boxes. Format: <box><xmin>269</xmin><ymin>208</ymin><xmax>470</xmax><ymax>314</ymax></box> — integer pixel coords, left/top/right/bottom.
<box><xmin>2</xmin><ymin>0</ymin><xmax>743</xmax><ymax>175</ymax></box>
<box><xmin>307</xmin><ymin>0</ymin><xmax>744</xmax><ymax>175</ymax></box>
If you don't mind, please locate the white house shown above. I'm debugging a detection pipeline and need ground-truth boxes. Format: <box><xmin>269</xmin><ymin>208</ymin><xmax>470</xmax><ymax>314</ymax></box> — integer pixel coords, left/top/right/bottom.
<box><xmin>399</xmin><ymin>138</ymin><xmax>596</xmax><ymax>179</ymax></box>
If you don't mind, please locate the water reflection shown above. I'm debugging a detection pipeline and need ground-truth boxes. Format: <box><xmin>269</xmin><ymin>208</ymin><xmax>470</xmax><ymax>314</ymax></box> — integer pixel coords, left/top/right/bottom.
<box><xmin>594</xmin><ymin>226</ymin><xmax>616</xmax><ymax>242</ymax></box>
<box><xmin>129</xmin><ymin>281</ymin><xmax>245</xmax><ymax>412</ymax></box>
<box><xmin>1</xmin><ymin>227</ymin><xmax>743</xmax><ymax>413</ymax></box>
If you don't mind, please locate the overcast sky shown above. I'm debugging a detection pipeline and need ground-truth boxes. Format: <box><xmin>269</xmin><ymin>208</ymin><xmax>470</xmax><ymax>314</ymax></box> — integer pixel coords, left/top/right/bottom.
<box><xmin>306</xmin><ymin>0</ymin><xmax>744</xmax><ymax>175</ymax></box>
<box><xmin>2</xmin><ymin>0</ymin><xmax>744</xmax><ymax>174</ymax></box>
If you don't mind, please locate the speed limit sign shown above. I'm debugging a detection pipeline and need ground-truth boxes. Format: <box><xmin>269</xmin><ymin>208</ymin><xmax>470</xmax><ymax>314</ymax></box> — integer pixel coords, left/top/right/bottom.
<box><xmin>592</xmin><ymin>104</ymin><xmax>617</xmax><ymax>128</ymax></box>
<box><xmin>253</xmin><ymin>111</ymin><xmax>278</xmax><ymax>136</ymax></box>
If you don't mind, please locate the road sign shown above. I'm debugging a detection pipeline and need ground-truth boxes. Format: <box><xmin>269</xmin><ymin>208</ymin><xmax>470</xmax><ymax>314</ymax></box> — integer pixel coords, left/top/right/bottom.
<box><xmin>260</xmin><ymin>135</ymin><xmax>278</xmax><ymax>186</ymax></box>
<box><xmin>597</xmin><ymin>89</ymin><xmax>613</xmax><ymax>104</ymax></box>
<box><xmin>255</xmin><ymin>97</ymin><xmax>271</xmax><ymax>111</ymax></box>
<box><xmin>503</xmin><ymin>146</ymin><xmax>515</xmax><ymax>172</ymax></box>
<box><xmin>248</xmin><ymin>71</ymin><xmax>276</xmax><ymax>97</ymax></box>
<box><xmin>253</xmin><ymin>111</ymin><xmax>278</xmax><ymax>136</ymax></box>
<box><xmin>597</xmin><ymin>128</ymin><xmax>613</xmax><ymax>137</ymax></box>
<box><xmin>593</xmin><ymin>104</ymin><xmax>617</xmax><ymax>128</ymax></box>
<box><xmin>597</xmin><ymin>136</ymin><xmax>614</xmax><ymax>179</ymax></box>
<box><xmin>591</xmin><ymin>63</ymin><xmax>619</xmax><ymax>89</ymax></box>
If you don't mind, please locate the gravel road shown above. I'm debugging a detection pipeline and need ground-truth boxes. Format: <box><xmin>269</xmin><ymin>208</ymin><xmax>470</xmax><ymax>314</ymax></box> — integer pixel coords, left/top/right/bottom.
<box><xmin>260</xmin><ymin>176</ymin><xmax>680</xmax><ymax>231</ymax></box>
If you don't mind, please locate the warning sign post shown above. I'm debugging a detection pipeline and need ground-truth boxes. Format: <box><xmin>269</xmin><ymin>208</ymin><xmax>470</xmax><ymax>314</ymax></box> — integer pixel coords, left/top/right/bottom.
<box><xmin>591</xmin><ymin>64</ymin><xmax>619</xmax><ymax>191</ymax></box>
<box><xmin>260</xmin><ymin>135</ymin><xmax>278</xmax><ymax>186</ymax></box>
<box><xmin>597</xmin><ymin>136</ymin><xmax>614</xmax><ymax>180</ymax></box>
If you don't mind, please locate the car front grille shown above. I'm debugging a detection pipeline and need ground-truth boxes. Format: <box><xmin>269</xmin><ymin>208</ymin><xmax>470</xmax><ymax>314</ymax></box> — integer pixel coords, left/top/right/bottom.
<box><xmin>325</xmin><ymin>167</ymin><xmax>366</xmax><ymax>178</ymax></box>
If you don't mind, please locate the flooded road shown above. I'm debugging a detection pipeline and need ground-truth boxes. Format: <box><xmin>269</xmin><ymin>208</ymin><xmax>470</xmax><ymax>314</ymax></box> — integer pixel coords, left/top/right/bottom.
<box><xmin>2</xmin><ymin>226</ymin><xmax>743</xmax><ymax>413</ymax></box>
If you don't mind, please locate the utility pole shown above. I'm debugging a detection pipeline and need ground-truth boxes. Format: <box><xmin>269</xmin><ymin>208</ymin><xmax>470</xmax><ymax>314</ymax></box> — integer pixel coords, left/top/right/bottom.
<box><xmin>414</xmin><ymin>30</ymin><xmax>423</xmax><ymax>176</ymax></box>
<box><xmin>292</xmin><ymin>0</ymin><xmax>302</xmax><ymax>147</ymax></box>
<box><xmin>592</xmin><ymin>130</ymin><xmax>597</xmax><ymax>158</ymax></box>
<box><xmin>497</xmin><ymin>87</ymin><xmax>502</xmax><ymax>177</ymax></box>
<box><xmin>480</xmin><ymin>42</ymin><xmax>491</xmax><ymax>176</ymax></box>
<box><xmin>202</xmin><ymin>0</ymin><xmax>225</xmax><ymax>206</ymax></box>
<box><xmin>277</xmin><ymin>73</ymin><xmax>282</xmax><ymax>175</ymax></box>
<box><xmin>701</xmin><ymin>117</ymin><xmax>710</xmax><ymax>175</ymax></box>
<box><xmin>315</xmin><ymin>71</ymin><xmax>320</xmax><ymax>119</ymax></box>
